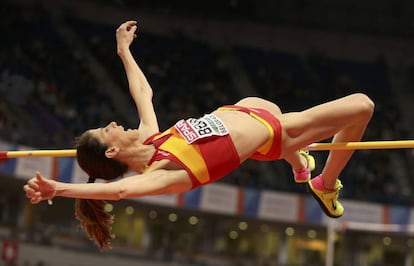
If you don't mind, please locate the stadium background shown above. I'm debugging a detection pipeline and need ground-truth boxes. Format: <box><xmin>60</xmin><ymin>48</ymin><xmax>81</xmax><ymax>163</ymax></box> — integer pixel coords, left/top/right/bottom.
<box><xmin>1</xmin><ymin>0</ymin><xmax>414</xmax><ymax>265</ymax></box>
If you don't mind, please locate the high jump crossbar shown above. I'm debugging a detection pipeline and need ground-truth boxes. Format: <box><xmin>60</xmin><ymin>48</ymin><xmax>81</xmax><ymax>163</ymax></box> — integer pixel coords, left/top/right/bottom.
<box><xmin>306</xmin><ymin>140</ymin><xmax>414</xmax><ymax>151</ymax></box>
<box><xmin>0</xmin><ymin>150</ymin><xmax>77</xmax><ymax>159</ymax></box>
<box><xmin>1</xmin><ymin>140</ymin><xmax>414</xmax><ymax>158</ymax></box>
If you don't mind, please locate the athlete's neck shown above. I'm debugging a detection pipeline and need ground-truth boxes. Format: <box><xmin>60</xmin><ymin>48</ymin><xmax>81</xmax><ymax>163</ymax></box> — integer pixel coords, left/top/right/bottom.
<box><xmin>120</xmin><ymin>143</ymin><xmax>156</xmax><ymax>173</ymax></box>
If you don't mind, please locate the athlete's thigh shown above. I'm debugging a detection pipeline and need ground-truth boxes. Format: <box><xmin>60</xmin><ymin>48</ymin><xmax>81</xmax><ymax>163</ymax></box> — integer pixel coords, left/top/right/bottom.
<box><xmin>280</xmin><ymin>93</ymin><xmax>373</xmax><ymax>151</ymax></box>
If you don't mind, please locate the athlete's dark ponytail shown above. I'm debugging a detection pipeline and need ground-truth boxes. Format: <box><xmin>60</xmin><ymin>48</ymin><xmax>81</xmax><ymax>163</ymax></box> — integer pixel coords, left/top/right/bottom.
<box><xmin>74</xmin><ymin>131</ymin><xmax>128</xmax><ymax>249</ymax></box>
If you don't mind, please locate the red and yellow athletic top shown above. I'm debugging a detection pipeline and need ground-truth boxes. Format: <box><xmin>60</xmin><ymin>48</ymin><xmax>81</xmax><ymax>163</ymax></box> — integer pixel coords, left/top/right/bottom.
<box><xmin>143</xmin><ymin>113</ymin><xmax>240</xmax><ymax>188</ymax></box>
<box><xmin>143</xmin><ymin>106</ymin><xmax>282</xmax><ymax>189</ymax></box>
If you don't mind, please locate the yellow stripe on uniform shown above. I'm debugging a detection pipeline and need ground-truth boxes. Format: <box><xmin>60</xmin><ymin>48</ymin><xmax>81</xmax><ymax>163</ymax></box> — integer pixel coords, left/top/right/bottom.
<box><xmin>159</xmin><ymin>135</ymin><xmax>210</xmax><ymax>184</ymax></box>
<box><xmin>250</xmin><ymin>113</ymin><xmax>274</xmax><ymax>155</ymax></box>
<box><xmin>217</xmin><ymin>107</ymin><xmax>236</xmax><ymax>111</ymax></box>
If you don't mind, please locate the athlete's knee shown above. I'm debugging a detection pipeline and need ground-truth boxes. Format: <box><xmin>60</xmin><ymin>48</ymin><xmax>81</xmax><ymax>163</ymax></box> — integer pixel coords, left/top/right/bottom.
<box><xmin>352</xmin><ymin>93</ymin><xmax>375</xmax><ymax>118</ymax></box>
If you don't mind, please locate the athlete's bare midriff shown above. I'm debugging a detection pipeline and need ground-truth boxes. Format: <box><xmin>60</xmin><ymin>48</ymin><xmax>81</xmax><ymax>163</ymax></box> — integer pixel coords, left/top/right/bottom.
<box><xmin>213</xmin><ymin>109</ymin><xmax>270</xmax><ymax>161</ymax></box>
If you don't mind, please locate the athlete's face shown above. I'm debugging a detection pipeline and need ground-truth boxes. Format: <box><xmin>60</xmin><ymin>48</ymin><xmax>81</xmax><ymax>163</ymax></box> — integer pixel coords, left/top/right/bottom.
<box><xmin>89</xmin><ymin>121</ymin><xmax>138</xmax><ymax>147</ymax></box>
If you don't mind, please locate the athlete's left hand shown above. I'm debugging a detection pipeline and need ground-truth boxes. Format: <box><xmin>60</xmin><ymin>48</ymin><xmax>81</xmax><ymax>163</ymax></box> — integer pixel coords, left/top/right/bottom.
<box><xmin>23</xmin><ymin>171</ymin><xmax>56</xmax><ymax>204</ymax></box>
<box><xmin>116</xmin><ymin>20</ymin><xmax>138</xmax><ymax>53</ymax></box>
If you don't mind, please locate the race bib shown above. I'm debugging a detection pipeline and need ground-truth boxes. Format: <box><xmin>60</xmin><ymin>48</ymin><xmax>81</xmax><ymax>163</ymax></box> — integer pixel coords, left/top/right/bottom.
<box><xmin>174</xmin><ymin>114</ymin><xmax>229</xmax><ymax>144</ymax></box>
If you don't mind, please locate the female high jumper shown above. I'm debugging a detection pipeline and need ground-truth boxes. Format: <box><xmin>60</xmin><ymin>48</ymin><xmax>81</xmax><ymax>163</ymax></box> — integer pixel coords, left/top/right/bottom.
<box><xmin>24</xmin><ymin>20</ymin><xmax>374</xmax><ymax>249</ymax></box>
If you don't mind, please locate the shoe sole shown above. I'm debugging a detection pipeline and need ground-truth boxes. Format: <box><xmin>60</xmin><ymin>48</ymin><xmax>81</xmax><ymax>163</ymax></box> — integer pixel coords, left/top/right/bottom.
<box><xmin>307</xmin><ymin>183</ymin><xmax>343</xmax><ymax>218</ymax></box>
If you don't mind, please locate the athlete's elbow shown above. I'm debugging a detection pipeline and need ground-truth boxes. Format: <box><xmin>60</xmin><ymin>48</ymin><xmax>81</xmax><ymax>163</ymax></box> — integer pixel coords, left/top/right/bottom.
<box><xmin>116</xmin><ymin>183</ymin><xmax>162</xmax><ymax>199</ymax></box>
<box><xmin>116</xmin><ymin>184</ymin><xmax>128</xmax><ymax>200</ymax></box>
<box><xmin>142</xmin><ymin>86</ymin><xmax>154</xmax><ymax>100</ymax></box>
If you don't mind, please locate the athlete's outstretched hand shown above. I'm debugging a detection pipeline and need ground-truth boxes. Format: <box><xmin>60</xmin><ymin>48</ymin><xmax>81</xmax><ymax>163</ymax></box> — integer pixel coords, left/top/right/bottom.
<box><xmin>23</xmin><ymin>171</ymin><xmax>56</xmax><ymax>204</ymax></box>
<box><xmin>116</xmin><ymin>20</ymin><xmax>138</xmax><ymax>53</ymax></box>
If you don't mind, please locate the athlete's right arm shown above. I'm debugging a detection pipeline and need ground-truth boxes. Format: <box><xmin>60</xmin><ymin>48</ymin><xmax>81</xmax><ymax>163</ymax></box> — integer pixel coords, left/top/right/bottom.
<box><xmin>116</xmin><ymin>20</ymin><xmax>159</xmax><ymax>140</ymax></box>
<box><xmin>23</xmin><ymin>170</ymin><xmax>193</xmax><ymax>204</ymax></box>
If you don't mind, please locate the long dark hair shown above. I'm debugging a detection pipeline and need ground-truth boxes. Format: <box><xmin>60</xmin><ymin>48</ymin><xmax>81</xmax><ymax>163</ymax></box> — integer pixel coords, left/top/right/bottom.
<box><xmin>74</xmin><ymin>131</ymin><xmax>128</xmax><ymax>249</ymax></box>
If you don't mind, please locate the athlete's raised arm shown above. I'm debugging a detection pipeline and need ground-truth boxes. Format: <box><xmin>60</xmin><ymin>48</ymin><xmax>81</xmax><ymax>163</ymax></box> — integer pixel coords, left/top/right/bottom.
<box><xmin>116</xmin><ymin>20</ymin><xmax>159</xmax><ymax>140</ymax></box>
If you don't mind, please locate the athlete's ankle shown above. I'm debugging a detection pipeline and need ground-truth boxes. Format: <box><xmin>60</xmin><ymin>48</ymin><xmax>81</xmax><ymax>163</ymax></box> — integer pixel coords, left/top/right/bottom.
<box><xmin>311</xmin><ymin>175</ymin><xmax>334</xmax><ymax>192</ymax></box>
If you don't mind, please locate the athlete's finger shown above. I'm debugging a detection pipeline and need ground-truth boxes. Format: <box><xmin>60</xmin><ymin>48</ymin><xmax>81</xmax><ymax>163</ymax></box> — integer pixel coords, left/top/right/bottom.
<box><xmin>31</xmin><ymin>197</ymin><xmax>40</xmax><ymax>204</ymax></box>
<box><xmin>23</xmin><ymin>184</ymin><xmax>32</xmax><ymax>193</ymax></box>
<box><xmin>25</xmin><ymin>188</ymin><xmax>36</xmax><ymax>198</ymax></box>
<box><xmin>35</xmin><ymin>171</ymin><xmax>44</xmax><ymax>182</ymax></box>
<box><xmin>130</xmin><ymin>25</ymin><xmax>137</xmax><ymax>33</ymax></box>
<box><xmin>28</xmin><ymin>180</ymin><xmax>39</xmax><ymax>190</ymax></box>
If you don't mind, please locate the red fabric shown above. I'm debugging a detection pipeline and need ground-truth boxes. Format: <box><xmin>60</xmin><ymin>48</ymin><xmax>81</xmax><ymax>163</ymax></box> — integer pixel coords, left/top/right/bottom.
<box><xmin>144</xmin><ymin>129</ymin><xmax>240</xmax><ymax>188</ymax></box>
<box><xmin>0</xmin><ymin>151</ymin><xmax>7</xmax><ymax>160</ymax></box>
<box><xmin>220</xmin><ymin>105</ymin><xmax>282</xmax><ymax>161</ymax></box>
